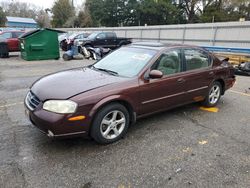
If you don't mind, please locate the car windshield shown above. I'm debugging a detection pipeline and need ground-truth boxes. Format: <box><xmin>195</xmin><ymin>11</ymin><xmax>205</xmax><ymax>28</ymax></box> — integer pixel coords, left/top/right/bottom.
<box><xmin>87</xmin><ymin>32</ymin><xmax>99</xmax><ymax>40</ymax></box>
<box><xmin>93</xmin><ymin>47</ymin><xmax>157</xmax><ymax>77</ymax></box>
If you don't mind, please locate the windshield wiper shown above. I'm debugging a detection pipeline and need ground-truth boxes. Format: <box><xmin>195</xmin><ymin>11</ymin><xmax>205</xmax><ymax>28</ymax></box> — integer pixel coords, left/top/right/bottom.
<box><xmin>92</xmin><ymin>66</ymin><xmax>119</xmax><ymax>76</ymax></box>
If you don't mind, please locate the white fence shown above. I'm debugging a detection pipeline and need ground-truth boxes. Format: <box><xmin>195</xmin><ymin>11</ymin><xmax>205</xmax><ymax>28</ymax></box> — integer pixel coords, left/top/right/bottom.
<box><xmin>58</xmin><ymin>21</ymin><xmax>250</xmax><ymax>49</ymax></box>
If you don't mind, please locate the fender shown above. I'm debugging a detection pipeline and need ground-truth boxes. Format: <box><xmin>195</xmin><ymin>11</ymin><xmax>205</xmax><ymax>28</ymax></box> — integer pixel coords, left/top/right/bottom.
<box><xmin>89</xmin><ymin>94</ymin><xmax>137</xmax><ymax>118</ymax></box>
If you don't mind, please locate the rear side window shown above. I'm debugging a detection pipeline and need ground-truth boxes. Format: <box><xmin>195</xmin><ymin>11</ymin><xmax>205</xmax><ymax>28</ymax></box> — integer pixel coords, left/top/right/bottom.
<box><xmin>106</xmin><ymin>32</ymin><xmax>116</xmax><ymax>39</ymax></box>
<box><xmin>184</xmin><ymin>49</ymin><xmax>211</xmax><ymax>71</ymax></box>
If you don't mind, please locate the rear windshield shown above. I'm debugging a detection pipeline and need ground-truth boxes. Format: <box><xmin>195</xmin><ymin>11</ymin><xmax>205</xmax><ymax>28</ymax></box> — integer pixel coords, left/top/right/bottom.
<box><xmin>93</xmin><ymin>47</ymin><xmax>157</xmax><ymax>77</ymax></box>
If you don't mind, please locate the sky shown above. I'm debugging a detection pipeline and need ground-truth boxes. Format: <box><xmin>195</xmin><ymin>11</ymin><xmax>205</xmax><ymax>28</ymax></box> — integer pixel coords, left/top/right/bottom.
<box><xmin>0</xmin><ymin>0</ymin><xmax>85</xmax><ymax>9</ymax></box>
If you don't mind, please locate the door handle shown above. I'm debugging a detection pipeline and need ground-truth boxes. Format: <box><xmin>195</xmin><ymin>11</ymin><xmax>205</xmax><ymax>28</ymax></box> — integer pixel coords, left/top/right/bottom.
<box><xmin>177</xmin><ymin>78</ymin><xmax>185</xmax><ymax>83</ymax></box>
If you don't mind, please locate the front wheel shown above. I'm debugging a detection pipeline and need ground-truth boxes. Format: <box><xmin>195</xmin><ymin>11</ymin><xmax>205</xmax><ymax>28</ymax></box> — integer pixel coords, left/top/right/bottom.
<box><xmin>202</xmin><ymin>81</ymin><xmax>222</xmax><ymax>107</ymax></box>
<box><xmin>91</xmin><ymin>103</ymin><xmax>130</xmax><ymax>144</ymax></box>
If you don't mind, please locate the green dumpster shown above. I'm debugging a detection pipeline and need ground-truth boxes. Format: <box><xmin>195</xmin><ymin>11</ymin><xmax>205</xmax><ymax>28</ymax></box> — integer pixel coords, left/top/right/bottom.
<box><xmin>19</xmin><ymin>28</ymin><xmax>65</xmax><ymax>61</ymax></box>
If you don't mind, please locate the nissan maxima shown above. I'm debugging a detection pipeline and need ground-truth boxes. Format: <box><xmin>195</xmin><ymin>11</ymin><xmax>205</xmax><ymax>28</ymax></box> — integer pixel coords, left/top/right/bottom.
<box><xmin>25</xmin><ymin>42</ymin><xmax>235</xmax><ymax>144</ymax></box>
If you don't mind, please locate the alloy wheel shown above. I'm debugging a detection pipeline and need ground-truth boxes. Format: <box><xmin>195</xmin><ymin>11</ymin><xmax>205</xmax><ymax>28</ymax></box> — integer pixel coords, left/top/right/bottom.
<box><xmin>209</xmin><ymin>85</ymin><xmax>221</xmax><ymax>105</ymax></box>
<box><xmin>100</xmin><ymin>110</ymin><xmax>126</xmax><ymax>140</ymax></box>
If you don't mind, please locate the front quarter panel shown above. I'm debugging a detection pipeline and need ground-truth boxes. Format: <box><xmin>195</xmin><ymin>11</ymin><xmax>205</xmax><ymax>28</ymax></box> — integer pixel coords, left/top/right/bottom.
<box><xmin>70</xmin><ymin>79</ymin><xmax>139</xmax><ymax>130</ymax></box>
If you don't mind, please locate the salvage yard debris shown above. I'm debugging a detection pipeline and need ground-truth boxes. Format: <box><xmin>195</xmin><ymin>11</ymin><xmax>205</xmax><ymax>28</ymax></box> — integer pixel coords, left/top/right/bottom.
<box><xmin>198</xmin><ymin>140</ymin><xmax>208</xmax><ymax>145</ymax></box>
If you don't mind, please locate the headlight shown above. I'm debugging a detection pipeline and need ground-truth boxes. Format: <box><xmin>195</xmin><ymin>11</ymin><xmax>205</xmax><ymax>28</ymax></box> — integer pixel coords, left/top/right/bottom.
<box><xmin>43</xmin><ymin>100</ymin><xmax>77</xmax><ymax>114</ymax></box>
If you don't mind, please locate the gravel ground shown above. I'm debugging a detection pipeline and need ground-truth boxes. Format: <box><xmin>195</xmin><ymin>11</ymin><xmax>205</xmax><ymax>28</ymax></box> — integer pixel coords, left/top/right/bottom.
<box><xmin>0</xmin><ymin>53</ymin><xmax>249</xmax><ymax>188</ymax></box>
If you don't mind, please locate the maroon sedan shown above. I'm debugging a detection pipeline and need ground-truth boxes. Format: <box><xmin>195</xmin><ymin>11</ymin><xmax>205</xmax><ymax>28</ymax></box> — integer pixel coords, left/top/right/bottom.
<box><xmin>25</xmin><ymin>43</ymin><xmax>235</xmax><ymax>144</ymax></box>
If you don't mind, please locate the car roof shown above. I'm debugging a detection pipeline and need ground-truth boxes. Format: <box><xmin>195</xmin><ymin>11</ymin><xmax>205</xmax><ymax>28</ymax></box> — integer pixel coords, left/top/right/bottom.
<box><xmin>130</xmin><ymin>41</ymin><xmax>203</xmax><ymax>51</ymax></box>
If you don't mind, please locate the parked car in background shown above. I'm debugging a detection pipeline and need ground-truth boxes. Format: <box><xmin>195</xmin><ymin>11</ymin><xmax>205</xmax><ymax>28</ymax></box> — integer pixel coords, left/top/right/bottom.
<box><xmin>24</xmin><ymin>42</ymin><xmax>235</xmax><ymax>144</ymax></box>
<box><xmin>0</xmin><ymin>30</ymin><xmax>25</xmax><ymax>52</ymax></box>
<box><xmin>234</xmin><ymin>62</ymin><xmax>250</xmax><ymax>76</ymax></box>
<box><xmin>60</xmin><ymin>32</ymin><xmax>89</xmax><ymax>51</ymax></box>
<box><xmin>81</xmin><ymin>31</ymin><xmax>132</xmax><ymax>49</ymax></box>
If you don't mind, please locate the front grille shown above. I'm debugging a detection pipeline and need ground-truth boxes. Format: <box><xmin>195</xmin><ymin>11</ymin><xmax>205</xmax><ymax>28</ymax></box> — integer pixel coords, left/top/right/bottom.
<box><xmin>25</xmin><ymin>91</ymin><xmax>41</xmax><ymax>111</ymax></box>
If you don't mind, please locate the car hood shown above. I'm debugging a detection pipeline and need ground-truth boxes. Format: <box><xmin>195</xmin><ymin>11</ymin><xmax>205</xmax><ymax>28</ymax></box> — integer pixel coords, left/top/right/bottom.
<box><xmin>31</xmin><ymin>67</ymin><xmax>127</xmax><ymax>101</ymax></box>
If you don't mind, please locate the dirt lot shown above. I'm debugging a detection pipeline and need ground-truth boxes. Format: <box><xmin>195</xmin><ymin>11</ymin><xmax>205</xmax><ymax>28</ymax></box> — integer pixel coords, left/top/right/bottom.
<box><xmin>0</xmin><ymin>53</ymin><xmax>250</xmax><ymax>188</ymax></box>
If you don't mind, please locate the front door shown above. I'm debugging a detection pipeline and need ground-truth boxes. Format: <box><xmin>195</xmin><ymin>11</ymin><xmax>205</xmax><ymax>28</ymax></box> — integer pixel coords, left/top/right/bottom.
<box><xmin>94</xmin><ymin>33</ymin><xmax>107</xmax><ymax>48</ymax></box>
<box><xmin>139</xmin><ymin>49</ymin><xmax>188</xmax><ymax>116</ymax></box>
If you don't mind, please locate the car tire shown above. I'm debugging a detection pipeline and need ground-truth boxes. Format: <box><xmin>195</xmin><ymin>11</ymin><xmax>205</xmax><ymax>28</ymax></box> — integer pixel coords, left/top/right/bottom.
<box><xmin>202</xmin><ymin>81</ymin><xmax>222</xmax><ymax>107</ymax></box>
<box><xmin>91</xmin><ymin>103</ymin><xmax>130</xmax><ymax>144</ymax></box>
<box><xmin>119</xmin><ymin>42</ymin><xmax>125</xmax><ymax>47</ymax></box>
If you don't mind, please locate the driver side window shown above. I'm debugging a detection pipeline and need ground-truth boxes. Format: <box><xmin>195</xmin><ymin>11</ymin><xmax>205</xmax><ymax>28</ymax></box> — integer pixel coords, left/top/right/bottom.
<box><xmin>154</xmin><ymin>49</ymin><xmax>181</xmax><ymax>76</ymax></box>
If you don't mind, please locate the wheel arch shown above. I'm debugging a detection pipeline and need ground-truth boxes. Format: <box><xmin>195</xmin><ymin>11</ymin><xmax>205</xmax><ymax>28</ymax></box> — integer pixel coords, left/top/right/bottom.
<box><xmin>89</xmin><ymin>96</ymin><xmax>136</xmax><ymax>129</ymax></box>
<box><xmin>118</xmin><ymin>40</ymin><xmax>127</xmax><ymax>46</ymax></box>
<box><xmin>214</xmin><ymin>78</ymin><xmax>225</xmax><ymax>95</ymax></box>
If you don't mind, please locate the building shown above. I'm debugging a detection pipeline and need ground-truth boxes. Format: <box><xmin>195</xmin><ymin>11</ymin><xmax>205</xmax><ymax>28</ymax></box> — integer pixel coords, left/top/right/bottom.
<box><xmin>6</xmin><ymin>16</ymin><xmax>38</xmax><ymax>28</ymax></box>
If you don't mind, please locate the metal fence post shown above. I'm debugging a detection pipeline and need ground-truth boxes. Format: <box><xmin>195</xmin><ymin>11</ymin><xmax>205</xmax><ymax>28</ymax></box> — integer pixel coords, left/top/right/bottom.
<box><xmin>212</xmin><ymin>27</ymin><xmax>218</xmax><ymax>46</ymax></box>
<box><xmin>158</xmin><ymin>28</ymin><xmax>161</xmax><ymax>42</ymax></box>
<box><xmin>182</xmin><ymin>27</ymin><xmax>186</xmax><ymax>44</ymax></box>
<box><xmin>140</xmin><ymin>29</ymin><xmax>143</xmax><ymax>41</ymax></box>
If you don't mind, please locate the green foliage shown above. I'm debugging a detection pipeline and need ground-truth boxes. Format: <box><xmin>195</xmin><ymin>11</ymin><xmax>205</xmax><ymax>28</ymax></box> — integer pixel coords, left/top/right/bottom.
<box><xmin>0</xmin><ymin>6</ymin><xmax>6</xmax><ymax>26</ymax></box>
<box><xmin>77</xmin><ymin>10</ymin><xmax>93</xmax><ymax>27</ymax></box>
<box><xmin>138</xmin><ymin>0</ymin><xmax>185</xmax><ymax>25</ymax></box>
<box><xmin>51</xmin><ymin>0</ymin><xmax>75</xmax><ymax>28</ymax></box>
<box><xmin>200</xmin><ymin>0</ymin><xmax>250</xmax><ymax>23</ymax></box>
<box><xmin>87</xmin><ymin>0</ymin><xmax>186</xmax><ymax>27</ymax></box>
<box><xmin>2</xmin><ymin>0</ymin><xmax>250</xmax><ymax>29</ymax></box>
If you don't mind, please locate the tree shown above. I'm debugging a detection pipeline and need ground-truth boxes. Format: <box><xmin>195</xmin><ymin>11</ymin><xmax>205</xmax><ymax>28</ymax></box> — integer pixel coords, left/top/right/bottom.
<box><xmin>2</xmin><ymin>1</ymin><xmax>38</xmax><ymax>19</ymax></box>
<box><xmin>86</xmin><ymin>0</ymin><xmax>186</xmax><ymax>27</ymax></box>
<box><xmin>180</xmin><ymin>0</ymin><xmax>202</xmax><ymax>23</ymax></box>
<box><xmin>36</xmin><ymin>10</ymin><xmax>51</xmax><ymax>28</ymax></box>
<box><xmin>85</xmin><ymin>0</ymin><xmax>104</xmax><ymax>26</ymax></box>
<box><xmin>51</xmin><ymin>0</ymin><xmax>75</xmax><ymax>28</ymax></box>
<box><xmin>123</xmin><ymin>0</ymin><xmax>140</xmax><ymax>26</ymax></box>
<box><xmin>200</xmin><ymin>0</ymin><xmax>250</xmax><ymax>23</ymax></box>
<box><xmin>78</xmin><ymin>10</ymin><xmax>93</xmax><ymax>27</ymax></box>
<box><xmin>138</xmin><ymin>0</ymin><xmax>184</xmax><ymax>26</ymax></box>
<box><xmin>0</xmin><ymin>6</ymin><xmax>6</xmax><ymax>26</ymax></box>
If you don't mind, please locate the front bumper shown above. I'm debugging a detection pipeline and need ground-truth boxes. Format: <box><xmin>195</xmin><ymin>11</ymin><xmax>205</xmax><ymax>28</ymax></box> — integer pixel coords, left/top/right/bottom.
<box><xmin>25</xmin><ymin>105</ymin><xmax>90</xmax><ymax>138</ymax></box>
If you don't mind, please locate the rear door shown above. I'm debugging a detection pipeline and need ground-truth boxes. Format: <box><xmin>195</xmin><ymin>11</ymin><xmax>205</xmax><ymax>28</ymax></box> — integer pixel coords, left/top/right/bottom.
<box><xmin>106</xmin><ymin>32</ymin><xmax>117</xmax><ymax>49</ymax></box>
<box><xmin>139</xmin><ymin>48</ymin><xmax>188</xmax><ymax>115</ymax></box>
<box><xmin>182</xmin><ymin>48</ymin><xmax>214</xmax><ymax>102</ymax></box>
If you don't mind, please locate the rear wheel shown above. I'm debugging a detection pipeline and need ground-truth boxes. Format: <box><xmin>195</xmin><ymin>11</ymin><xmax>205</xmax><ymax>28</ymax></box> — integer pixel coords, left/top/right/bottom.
<box><xmin>91</xmin><ymin>103</ymin><xmax>129</xmax><ymax>144</ymax></box>
<box><xmin>202</xmin><ymin>81</ymin><xmax>222</xmax><ymax>107</ymax></box>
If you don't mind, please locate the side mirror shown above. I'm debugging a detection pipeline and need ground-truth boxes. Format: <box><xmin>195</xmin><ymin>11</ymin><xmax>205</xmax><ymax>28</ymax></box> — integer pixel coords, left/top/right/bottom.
<box><xmin>96</xmin><ymin>36</ymin><xmax>100</xmax><ymax>40</ymax></box>
<box><xmin>148</xmin><ymin>70</ymin><xmax>163</xmax><ymax>79</ymax></box>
